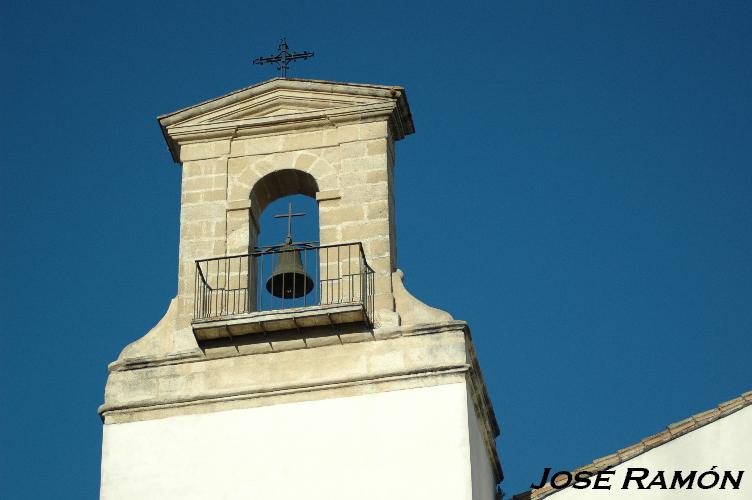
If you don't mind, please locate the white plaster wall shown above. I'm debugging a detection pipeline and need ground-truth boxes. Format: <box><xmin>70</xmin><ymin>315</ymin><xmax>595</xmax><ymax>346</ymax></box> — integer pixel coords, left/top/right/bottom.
<box><xmin>101</xmin><ymin>383</ymin><xmax>484</xmax><ymax>500</ymax></box>
<box><xmin>467</xmin><ymin>389</ymin><xmax>498</xmax><ymax>500</ymax></box>
<box><xmin>547</xmin><ymin>405</ymin><xmax>752</xmax><ymax>499</ymax></box>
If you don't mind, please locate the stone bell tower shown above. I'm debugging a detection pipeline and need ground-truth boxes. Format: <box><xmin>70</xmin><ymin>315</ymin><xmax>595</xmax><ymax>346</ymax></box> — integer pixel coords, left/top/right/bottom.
<box><xmin>99</xmin><ymin>78</ymin><xmax>502</xmax><ymax>500</ymax></box>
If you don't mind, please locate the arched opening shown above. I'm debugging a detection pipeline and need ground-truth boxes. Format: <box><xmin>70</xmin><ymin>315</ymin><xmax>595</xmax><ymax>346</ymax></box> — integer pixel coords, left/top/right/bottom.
<box><xmin>249</xmin><ymin>168</ymin><xmax>319</xmax><ymax>226</ymax></box>
<box><xmin>193</xmin><ymin>168</ymin><xmax>373</xmax><ymax>327</ymax></box>
<box><xmin>253</xmin><ymin>193</ymin><xmax>319</xmax><ymax>310</ymax></box>
<box><xmin>248</xmin><ymin>170</ymin><xmax>320</xmax><ymax>311</ymax></box>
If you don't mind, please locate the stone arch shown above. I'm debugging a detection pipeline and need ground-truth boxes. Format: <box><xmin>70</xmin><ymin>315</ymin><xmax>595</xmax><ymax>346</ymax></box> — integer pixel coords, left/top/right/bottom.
<box><xmin>249</xmin><ymin>168</ymin><xmax>319</xmax><ymax>219</ymax></box>
<box><xmin>226</xmin><ymin>151</ymin><xmax>342</xmax><ymax>258</ymax></box>
<box><xmin>232</xmin><ymin>150</ymin><xmax>340</xmax><ymax>206</ymax></box>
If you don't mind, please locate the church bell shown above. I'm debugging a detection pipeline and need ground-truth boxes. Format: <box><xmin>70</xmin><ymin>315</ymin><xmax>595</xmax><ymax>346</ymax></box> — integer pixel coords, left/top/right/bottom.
<box><xmin>265</xmin><ymin>244</ymin><xmax>314</xmax><ymax>299</ymax></box>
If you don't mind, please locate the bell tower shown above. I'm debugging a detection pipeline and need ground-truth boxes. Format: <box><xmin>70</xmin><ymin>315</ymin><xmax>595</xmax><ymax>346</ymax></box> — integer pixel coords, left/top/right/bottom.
<box><xmin>99</xmin><ymin>78</ymin><xmax>502</xmax><ymax>500</ymax></box>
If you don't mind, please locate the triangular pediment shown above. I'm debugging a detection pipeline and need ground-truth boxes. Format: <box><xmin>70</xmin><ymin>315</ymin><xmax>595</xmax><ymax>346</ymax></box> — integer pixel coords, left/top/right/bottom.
<box><xmin>194</xmin><ymin>91</ymin><xmax>384</xmax><ymax>124</ymax></box>
<box><xmin>158</xmin><ymin>78</ymin><xmax>415</xmax><ymax>162</ymax></box>
<box><xmin>160</xmin><ymin>78</ymin><xmax>406</xmax><ymax>128</ymax></box>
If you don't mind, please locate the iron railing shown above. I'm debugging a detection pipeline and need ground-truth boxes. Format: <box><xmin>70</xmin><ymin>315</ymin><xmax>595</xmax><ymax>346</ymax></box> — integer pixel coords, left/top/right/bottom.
<box><xmin>194</xmin><ymin>242</ymin><xmax>374</xmax><ymax>324</ymax></box>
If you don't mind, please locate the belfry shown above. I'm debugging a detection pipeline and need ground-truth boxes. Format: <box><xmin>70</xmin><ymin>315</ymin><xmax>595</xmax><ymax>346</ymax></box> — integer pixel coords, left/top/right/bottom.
<box><xmin>99</xmin><ymin>77</ymin><xmax>502</xmax><ymax>499</ymax></box>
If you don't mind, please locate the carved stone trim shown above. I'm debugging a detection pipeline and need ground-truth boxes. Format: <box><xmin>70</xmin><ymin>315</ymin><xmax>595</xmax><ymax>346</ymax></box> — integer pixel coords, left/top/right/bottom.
<box><xmin>315</xmin><ymin>189</ymin><xmax>341</xmax><ymax>201</ymax></box>
<box><xmin>226</xmin><ymin>200</ymin><xmax>251</xmax><ymax>211</ymax></box>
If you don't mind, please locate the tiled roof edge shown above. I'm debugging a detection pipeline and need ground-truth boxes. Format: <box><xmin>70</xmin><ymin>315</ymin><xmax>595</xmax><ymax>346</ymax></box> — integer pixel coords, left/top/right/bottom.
<box><xmin>511</xmin><ymin>390</ymin><xmax>752</xmax><ymax>500</ymax></box>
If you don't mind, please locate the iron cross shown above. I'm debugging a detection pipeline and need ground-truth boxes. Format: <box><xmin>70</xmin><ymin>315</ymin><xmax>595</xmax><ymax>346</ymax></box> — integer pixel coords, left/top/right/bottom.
<box><xmin>273</xmin><ymin>202</ymin><xmax>306</xmax><ymax>243</ymax></box>
<box><xmin>253</xmin><ymin>38</ymin><xmax>314</xmax><ymax>78</ymax></box>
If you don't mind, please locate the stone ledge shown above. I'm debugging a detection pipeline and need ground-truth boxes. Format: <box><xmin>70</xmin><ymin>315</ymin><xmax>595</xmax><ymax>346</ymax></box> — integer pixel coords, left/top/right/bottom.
<box><xmin>110</xmin><ymin>319</ymin><xmax>471</xmax><ymax>373</ymax></box>
<box><xmin>315</xmin><ymin>189</ymin><xmax>341</xmax><ymax>201</ymax></box>
<box><xmin>101</xmin><ymin>365</ymin><xmax>469</xmax><ymax>424</ymax></box>
<box><xmin>226</xmin><ymin>199</ymin><xmax>251</xmax><ymax>210</ymax></box>
<box><xmin>100</xmin><ymin>327</ymin><xmax>471</xmax><ymax>419</ymax></box>
<box><xmin>192</xmin><ymin>303</ymin><xmax>369</xmax><ymax>341</ymax></box>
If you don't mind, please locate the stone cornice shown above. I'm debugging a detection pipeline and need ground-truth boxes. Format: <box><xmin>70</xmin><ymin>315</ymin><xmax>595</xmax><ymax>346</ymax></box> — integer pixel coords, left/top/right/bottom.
<box><xmin>101</xmin><ymin>363</ymin><xmax>470</xmax><ymax>419</ymax></box>
<box><xmin>100</xmin><ymin>319</ymin><xmax>502</xmax><ymax>484</ymax></box>
<box><xmin>107</xmin><ymin>320</ymin><xmax>469</xmax><ymax>373</ymax></box>
<box><xmin>158</xmin><ymin>78</ymin><xmax>415</xmax><ymax>163</ymax></box>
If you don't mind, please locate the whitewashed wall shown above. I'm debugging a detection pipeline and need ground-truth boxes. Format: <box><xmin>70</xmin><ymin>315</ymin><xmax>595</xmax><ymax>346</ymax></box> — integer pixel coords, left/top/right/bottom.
<box><xmin>468</xmin><ymin>390</ymin><xmax>498</xmax><ymax>500</ymax></box>
<box><xmin>101</xmin><ymin>382</ymin><xmax>495</xmax><ymax>500</ymax></box>
<box><xmin>544</xmin><ymin>405</ymin><xmax>751</xmax><ymax>499</ymax></box>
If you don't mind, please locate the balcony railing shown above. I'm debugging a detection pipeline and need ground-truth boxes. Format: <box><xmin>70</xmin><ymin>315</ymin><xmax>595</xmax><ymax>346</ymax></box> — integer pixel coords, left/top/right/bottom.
<box><xmin>193</xmin><ymin>242</ymin><xmax>374</xmax><ymax>327</ymax></box>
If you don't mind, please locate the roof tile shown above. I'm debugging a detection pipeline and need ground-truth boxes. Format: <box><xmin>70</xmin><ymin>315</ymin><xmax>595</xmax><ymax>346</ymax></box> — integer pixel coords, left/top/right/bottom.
<box><xmin>667</xmin><ymin>417</ymin><xmax>695</xmax><ymax>436</ymax></box>
<box><xmin>512</xmin><ymin>390</ymin><xmax>751</xmax><ymax>499</ymax></box>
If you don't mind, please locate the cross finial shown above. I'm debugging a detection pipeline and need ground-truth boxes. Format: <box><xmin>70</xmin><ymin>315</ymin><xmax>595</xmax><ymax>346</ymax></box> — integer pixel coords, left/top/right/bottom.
<box><xmin>252</xmin><ymin>38</ymin><xmax>314</xmax><ymax>78</ymax></box>
<box><xmin>273</xmin><ymin>202</ymin><xmax>306</xmax><ymax>244</ymax></box>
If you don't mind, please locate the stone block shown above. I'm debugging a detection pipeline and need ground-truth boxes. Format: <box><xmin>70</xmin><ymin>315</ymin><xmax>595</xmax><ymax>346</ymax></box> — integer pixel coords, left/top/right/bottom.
<box><xmin>181</xmin><ymin>202</ymin><xmax>226</xmax><ymax>222</ymax></box>
<box><xmin>365</xmin><ymin>201</ymin><xmax>390</xmax><ymax>221</ymax></box>
<box><xmin>183</xmin><ymin>174</ymin><xmax>225</xmax><ymax>193</ymax></box>
<box><xmin>181</xmin><ymin>191</ymin><xmax>202</xmax><ymax>205</ymax></box>
<box><xmin>366</xmin><ymin>169</ymin><xmax>388</xmax><ymax>184</ymax></box>
<box><xmin>366</xmin><ymin>139</ymin><xmax>387</xmax><ymax>156</ymax></box>
<box><xmin>293</xmin><ymin>152</ymin><xmax>317</xmax><ymax>170</ymax></box>
<box><xmin>358</xmin><ymin>121</ymin><xmax>388</xmax><ymax>140</ymax></box>
<box><xmin>339</xmin><ymin>331</ymin><xmax>374</xmax><ymax>344</ymax></box>
<box><xmin>282</xmin><ymin>130</ymin><xmax>324</xmax><ymax>151</ymax></box>
<box><xmin>184</xmin><ymin>157</ymin><xmax>227</xmax><ymax>176</ymax></box>
<box><xmin>237</xmin><ymin>341</ymin><xmax>274</xmax><ymax>355</ymax></box>
<box><xmin>314</xmin><ymin>173</ymin><xmax>339</xmax><ymax>192</ymax></box>
<box><xmin>339</xmin><ymin>171</ymin><xmax>366</xmax><ymax>187</ymax></box>
<box><xmin>319</xmin><ymin>226</ymin><xmax>341</xmax><ymax>244</ymax></box>
<box><xmin>315</xmin><ymin>190</ymin><xmax>341</xmax><ymax>202</ymax></box>
<box><xmin>319</xmin><ymin>205</ymin><xmax>365</xmax><ymax>226</ymax></box>
<box><xmin>270</xmin><ymin>338</ymin><xmax>307</xmax><ymax>351</ymax></box>
<box><xmin>227</xmin><ymin>200</ymin><xmax>252</xmax><ymax>211</ymax></box>
<box><xmin>304</xmin><ymin>335</ymin><xmax>342</xmax><ymax>348</ymax></box>
<box><xmin>344</xmin><ymin>184</ymin><xmax>389</xmax><ymax>204</ymax></box>
<box><xmin>226</xmin><ymin>210</ymin><xmax>250</xmax><ymax>254</ymax></box>
<box><xmin>373</xmin><ymin>292</ymin><xmax>395</xmax><ymax>312</ymax></box>
<box><xmin>212</xmin><ymin>240</ymin><xmax>226</xmax><ymax>255</ymax></box>
<box><xmin>373</xmin><ymin>274</ymin><xmax>393</xmax><ymax>295</ymax></box>
<box><xmin>365</xmin><ymin>255</ymin><xmax>392</xmax><ymax>274</ymax></box>
<box><xmin>365</xmin><ymin>238</ymin><xmax>391</xmax><ymax>257</ymax></box>
<box><xmin>328</xmin><ymin>123</ymin><xmax>359</xmax><ymax>144</ymax></box>
<box><xmin>340</xmin><ymin>156</ymin><xmax>386</xmax><ymax>172</ymax></box>
<box><xmin>227</xmin><ymin>182</ymin><xmax>251</xmax><ymax>203</ymax></box>
<box><xmin>183</xmin><ymin>161</ymin><xmax>203</xmax><ymax>178</ymax></box>
<box><xmin>341</xmin><ymin>220</ymin><xmax>390</xmax><ymax>241</ymax></box>
<box><xmin>319</xmin><ymin>145</ymin><xmax>341</xmax><ymax>165</ymax></box>
<box><xmin>227</xmin><ymin>155</ymin><xmax>253</xmax><ymax>173</ymax></box>
<box><xmin>201</xmin><ymin>189</ymin><xmax>226</xmax><ymax>202</ymax></box>
<box><xmin>179</xmin><ymin>140</ymin><xmax>231</xmax><ymax>162</ymax></box>
<box><xmin>230</xmin><ymin>135</ymin><xmax>284</xmax><ymax>157</ymax></box>
<box><xmin>338</xmin><ymin>141</ymin><xmax>367</xmax><ymax>159</ymax></box>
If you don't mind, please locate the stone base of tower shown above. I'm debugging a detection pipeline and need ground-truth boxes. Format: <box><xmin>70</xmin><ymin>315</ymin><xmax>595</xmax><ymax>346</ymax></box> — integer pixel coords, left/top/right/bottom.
<box><xmin>99</xmin><ymin>321</ymin><xmax>502</xmax><ymax>500</ymax></box>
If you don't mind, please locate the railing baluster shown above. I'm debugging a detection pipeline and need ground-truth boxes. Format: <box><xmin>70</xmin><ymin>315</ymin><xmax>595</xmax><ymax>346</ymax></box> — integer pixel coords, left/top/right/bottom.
<box><xmin>192</xmin><ymin>243</ymin><xmax>374</xmax><ymax>323</ymax></box>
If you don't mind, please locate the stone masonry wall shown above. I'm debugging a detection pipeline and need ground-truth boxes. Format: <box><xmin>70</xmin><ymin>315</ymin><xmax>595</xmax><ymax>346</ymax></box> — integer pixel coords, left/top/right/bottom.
<box><xmin>173</xmin><ymin>120</ymin><xmax>399</xmax><ymax>331</ymax></box>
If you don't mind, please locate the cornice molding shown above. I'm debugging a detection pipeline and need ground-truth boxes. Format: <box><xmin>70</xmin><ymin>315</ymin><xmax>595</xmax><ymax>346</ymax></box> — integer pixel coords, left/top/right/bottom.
<box><xmin>158</xmin><ymin>78</ymin><xmax>415</xmax><ymax>163</ymax></box>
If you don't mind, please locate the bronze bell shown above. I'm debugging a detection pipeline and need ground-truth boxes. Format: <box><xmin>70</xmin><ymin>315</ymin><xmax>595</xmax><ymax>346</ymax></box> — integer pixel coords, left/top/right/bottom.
<box><xmin>265</xmin><ymin>244</ymin><xmax>314</xmax><ymax>299</ymax></box>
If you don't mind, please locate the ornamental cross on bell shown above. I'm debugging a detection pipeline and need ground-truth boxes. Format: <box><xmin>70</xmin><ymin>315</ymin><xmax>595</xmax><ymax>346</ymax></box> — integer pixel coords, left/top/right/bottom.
<box><xmin>252</xmin><ymin>38</ymin><xmax>314</xmax><ymax>78</ymax></box>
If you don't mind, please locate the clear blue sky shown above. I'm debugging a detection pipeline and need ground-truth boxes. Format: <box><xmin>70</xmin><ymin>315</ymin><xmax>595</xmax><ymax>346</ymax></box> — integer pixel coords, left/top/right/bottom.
<box><xmin>1</xmin><ymin>1</ymin><xmax>750</xmax><ymax>497</ymax></box>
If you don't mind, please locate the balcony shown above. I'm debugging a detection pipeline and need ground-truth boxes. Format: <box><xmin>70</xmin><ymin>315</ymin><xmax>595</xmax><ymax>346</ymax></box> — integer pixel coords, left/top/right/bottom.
<box><xmin>192</xmin><ymin>242</ymin><xmax>375</xmax><ymax>341</ymax></box>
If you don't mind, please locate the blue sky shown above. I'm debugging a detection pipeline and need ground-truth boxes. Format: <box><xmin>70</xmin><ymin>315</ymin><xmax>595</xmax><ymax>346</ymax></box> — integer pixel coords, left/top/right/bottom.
<box><xmin>1</xmin><ymin>1</ymin><xmax>751</xmax><ymax>497</ymax></box>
